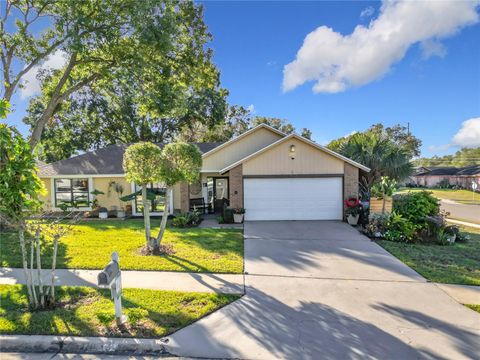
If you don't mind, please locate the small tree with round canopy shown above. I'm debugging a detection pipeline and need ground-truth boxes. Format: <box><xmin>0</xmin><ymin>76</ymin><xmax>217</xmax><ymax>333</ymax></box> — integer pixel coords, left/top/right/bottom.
<box><xmin>154</xmin><ymin>143</ymin><xmax>202</xmax><ymax>252</ymax></box>
<box><xmin>123</xmin><ymin>142</ymin><xmax>162</xmax><ymax>249</ymax></box>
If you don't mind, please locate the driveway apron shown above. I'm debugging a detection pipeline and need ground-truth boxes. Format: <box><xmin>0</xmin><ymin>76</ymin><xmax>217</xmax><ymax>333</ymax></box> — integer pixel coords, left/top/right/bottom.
<box><xmin>165</xmin><ymin>221</ymin><xmax>480</xmax><ymax>360</ymax></box>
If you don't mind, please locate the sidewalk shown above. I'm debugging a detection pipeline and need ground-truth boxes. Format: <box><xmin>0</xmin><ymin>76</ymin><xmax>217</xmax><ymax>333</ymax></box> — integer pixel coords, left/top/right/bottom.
<box><xmin>435</xmin><ymin>283</ymin><xmax>480</xmax><ymax>304</ymax></box>
<box><xmin>446</xmin><ymin>218</ymin><xmax>480</xmax><ymax>229</ymax></box>
<box><xmin>0</xmin><ymin>267</ymin><xmax>244</xmax><ymax>294</ymax></box>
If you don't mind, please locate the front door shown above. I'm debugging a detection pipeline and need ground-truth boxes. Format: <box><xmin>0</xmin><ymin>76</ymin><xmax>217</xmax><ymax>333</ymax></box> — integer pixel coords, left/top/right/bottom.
<box><xmin>207</xmin><ymin>177</ymin><xmax>229</xmax><ymax>213</ymax></box>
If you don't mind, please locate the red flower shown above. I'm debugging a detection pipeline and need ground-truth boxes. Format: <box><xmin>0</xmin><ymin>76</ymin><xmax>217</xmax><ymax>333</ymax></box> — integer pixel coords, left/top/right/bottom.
<box><xmin>345</xmin><ymin>197</ymin><xmax>360</xmax><ymax>208</ymax></box>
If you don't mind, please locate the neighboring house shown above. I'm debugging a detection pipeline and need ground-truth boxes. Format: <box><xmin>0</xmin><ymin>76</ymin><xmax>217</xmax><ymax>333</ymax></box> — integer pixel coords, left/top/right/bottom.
<box><xmin>412</xmin><ymin>165</ymin><xmax>480</xmax><ymax>189</ymax></box>
<box><xmin>37</xmin><ymin>124</ymin><xmax>370</xmax><ymax>221</ymax></box>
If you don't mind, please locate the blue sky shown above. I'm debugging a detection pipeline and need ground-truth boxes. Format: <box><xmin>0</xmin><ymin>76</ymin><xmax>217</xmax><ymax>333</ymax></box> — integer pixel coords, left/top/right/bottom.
<box><xmin>200</xmin><ymin>0</ymin><xmax>480</xmax><ymax>156</ymax></box>
<box><xmin>6</xmin><ymin>1</ymin><xmax>480</xmax><ymax>157</ymax></box>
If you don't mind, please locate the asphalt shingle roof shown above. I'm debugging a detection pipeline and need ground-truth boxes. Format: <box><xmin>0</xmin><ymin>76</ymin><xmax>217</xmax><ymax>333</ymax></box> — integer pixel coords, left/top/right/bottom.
<box><xmin>415</xmin><ymin>166</ymin><xmax>480</xmax><ymax>176</ymax></box>
<box><xmin>38</xmin><ymin>142</ymin><xmax>223</xmax><ymax>177</ymax></box>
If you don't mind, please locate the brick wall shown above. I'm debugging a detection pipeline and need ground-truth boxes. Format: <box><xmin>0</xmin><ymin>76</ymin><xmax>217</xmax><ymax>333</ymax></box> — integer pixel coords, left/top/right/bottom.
<box><xmin>344</xmin><ymin>163</ymin><xmax>359</xmax><ymax>198</ymax></box>
<box><xmin>179</xmin><ymin>182</ymin><xmax>189</xmax><ymax>213</ymax></box>
<box><xmin>229</xmin><ymin>164</ymin><xmax>243</xmax><ymax>208</ymax></box>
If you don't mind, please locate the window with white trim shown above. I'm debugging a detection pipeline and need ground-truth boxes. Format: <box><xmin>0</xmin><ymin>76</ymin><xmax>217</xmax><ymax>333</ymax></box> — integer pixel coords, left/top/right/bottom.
<box><xmin>54</xmin><ymin>178</ymin><xmax>90</xmax><ymax>207</ymax></box>
<box><xmin>134</xmin><ymin>183</ymin><xmax>166</xmax><ymax>213</ymax></box>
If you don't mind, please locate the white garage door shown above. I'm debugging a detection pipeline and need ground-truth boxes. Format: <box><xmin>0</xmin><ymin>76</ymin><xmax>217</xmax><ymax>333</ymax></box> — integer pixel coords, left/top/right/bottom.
<box><xmin>244</xmin><ymin>177</ymin><xmax>343</xmax><ymax>221</ymax></box>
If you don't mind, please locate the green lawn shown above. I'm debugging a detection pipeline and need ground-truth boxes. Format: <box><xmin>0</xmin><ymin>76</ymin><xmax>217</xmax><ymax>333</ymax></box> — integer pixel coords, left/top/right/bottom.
<box><xmin>0</xmin><ymin>284</ymin><xmax>239</xmax><ymax>337</ymax></box>
<box><xmin>0</xmin><ymin>219</ymin><xmax>243</xmax><ymax>273</ymax></box>
<box><xmin>465</xmin><ymin>304</ymin><xmax>480</xmax><ymax>313</ymax></box>
<box><xmin>377</xmin><ymin>226</ymin><xmax>480</xmax><ymax>286</ymax></box>
<box><xmin>396</xmin><ymin>188</ymin><xmax>480</xmax><ymax>205</ymax></box>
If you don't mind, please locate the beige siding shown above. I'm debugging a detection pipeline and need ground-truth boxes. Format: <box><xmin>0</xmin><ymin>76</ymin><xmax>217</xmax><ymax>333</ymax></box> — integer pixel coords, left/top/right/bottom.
<box><xmin>93</xmin><ymin>177</ymin><xmax>131</xmax><ymax>209</ymax></box>
<box><xmin>39</xmin><ymin>178</ymin><xmax>53</xmax><ymax>210</ymax></box>
<box><xmin>243</xmin><ymin>138</ymin><xmax>345</xmax><ymax>175</ymax></box>
<box><xmin>203</xmin><ymin>127</ymin><xmax>282</xmax><ymax>171</ymax></box>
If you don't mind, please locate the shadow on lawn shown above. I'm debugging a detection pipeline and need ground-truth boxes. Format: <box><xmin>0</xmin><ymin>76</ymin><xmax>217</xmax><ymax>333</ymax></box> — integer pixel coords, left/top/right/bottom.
<box><xmin>0</xmin><ymin>286</ymin><xmax>100</xmax><ymax>337</ymax></box>
<box><xmin>0</xmin><ymin>230</ymin><xmax>70</xmax><ymax>269</ymax></box>
<box><xmin>0</xmin><ymin>284</ymin><xmax>237</xmax><ymax>338</ymax></box>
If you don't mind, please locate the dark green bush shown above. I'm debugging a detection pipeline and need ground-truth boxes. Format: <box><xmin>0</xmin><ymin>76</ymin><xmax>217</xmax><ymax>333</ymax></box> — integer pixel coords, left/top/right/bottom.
<box><xmin>384</xmin><ymin>212</ymin><xmax>416</xmax><ymax>242</ymax></box>
<box><xmin>393</xmin><ymin>191</ymin><xmax>439</xmax><ymax>227</ymax></box>
<box><xmin>171</xmin><ymin>210</ymin><xmax>202</xmax><ymax>228</ymax></box>
<box><xmin>223</xmin><ymin>206</ymin><xmax>234</xmax><ymax>224</ymax></box>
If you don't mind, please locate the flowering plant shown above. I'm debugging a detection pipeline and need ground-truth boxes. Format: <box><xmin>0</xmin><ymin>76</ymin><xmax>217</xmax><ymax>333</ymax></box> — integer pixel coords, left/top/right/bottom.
<box><xmin>344</xmin><ymin>196</ymin><xmax>360</xmax><ymax>208</ymax></box>
<box><xmin>345</xmin><ymin>196</ymin><xmax>361</xmax><ymax>217</ymax></box>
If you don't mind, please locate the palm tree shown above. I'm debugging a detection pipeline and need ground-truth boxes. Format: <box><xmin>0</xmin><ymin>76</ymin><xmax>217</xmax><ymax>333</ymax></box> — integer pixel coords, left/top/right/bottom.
<box><xmin>339</xmin><ymin>132</ymin><xmax>413</xmax><ymax>187</ymax></box>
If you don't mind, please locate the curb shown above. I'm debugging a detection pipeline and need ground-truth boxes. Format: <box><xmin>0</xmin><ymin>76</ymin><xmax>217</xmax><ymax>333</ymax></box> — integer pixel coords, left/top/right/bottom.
<box><xmin>0</xmin><ymin>335</ymin><xmax>169</xmax><ymax>355</ymax></box>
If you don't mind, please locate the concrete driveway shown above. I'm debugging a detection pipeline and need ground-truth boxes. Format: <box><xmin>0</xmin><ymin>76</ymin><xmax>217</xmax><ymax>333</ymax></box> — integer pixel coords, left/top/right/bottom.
<box><xmin>165</xmin><ymin>221</ymin><xmax>480</xmax><ymax>360</ymax></box>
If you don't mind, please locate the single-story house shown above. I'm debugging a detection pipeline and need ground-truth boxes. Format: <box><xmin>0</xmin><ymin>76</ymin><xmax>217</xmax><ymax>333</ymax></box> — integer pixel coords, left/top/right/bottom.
<box><xmin>412</xmin><ymin>165</ymin><xmax>480</xmax><ymax>189</ymax></box>
<box><xmin>37</xmin><ymin>124</ymin><xmax>370</xmax><ymax>221</ymax></box>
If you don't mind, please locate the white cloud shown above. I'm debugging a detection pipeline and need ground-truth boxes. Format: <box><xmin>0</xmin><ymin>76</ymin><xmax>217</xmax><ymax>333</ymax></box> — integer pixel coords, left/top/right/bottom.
<box><xmin>283</xmin><ymin>1</ymin><xmax>479</xmax><ymax>93</ymax></box>
<box><xmin>20</xmin><ymin>50</ymin><xmax>67</xmax><ymax>98</ymax></box>
<box><xmin>360</xmin><ymin>6</ymin><xmax>375</xmax><ymax>19</ymax></box>
<box><xmin>247</xmin><ymin>104</ymin><xmax>255</xmax><ymax>114</ymax></box>
<box><xmin>429</xmin><ymin>117</ymin><xmax>480</xmax><ymax>152</ymax></box>
<box><xmin>452</xmin><ymin>117</ymin><xmax>480</xmax><ymax>148</ymax></box>
<box><xmin>420</xmin><ymin>39</ymin><xmax>447</xmax><ymax>59</ymax></box>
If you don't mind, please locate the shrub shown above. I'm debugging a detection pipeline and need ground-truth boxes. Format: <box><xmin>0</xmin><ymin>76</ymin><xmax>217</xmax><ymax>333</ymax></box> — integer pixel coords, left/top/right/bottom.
<box><xmin>171</xmin><ymin>210</ymin><xmax>202</xmax><ymax>228</ymax></box>
<box><xmin>456</xmin><ymin>231</ymin><xmax>470</xmax><ymax>243</ymax></box>
<box><xmin>436</xmin><ymin>228</ymin><xmax>456</xmax><ymax>246</ymax></box>
<box><xmin>223</xmin><ymin>206</ymin><xmax>234</xmax><ymax>224</ymax></box>
<box><xmin>385</xmin><ymin>212</ymin><xmax>416</xmax><ymax>242</ymax></box>
<box><xmin>393</xmin><ymin>191</ymin><xmax>439</xmax><ymax>227</ymax></box>
<box><xmin>365</xmin><ymin>213</ymin><xmax>390</xmax><ymax>237</ymax></box>
<box><xmin>436</xmin><ymin>178</ymin><xmax>452</xmax><ymax>189</ymax></box>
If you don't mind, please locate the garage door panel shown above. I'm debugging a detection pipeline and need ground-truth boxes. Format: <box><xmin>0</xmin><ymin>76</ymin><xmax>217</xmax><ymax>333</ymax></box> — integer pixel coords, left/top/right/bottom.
<box><xmin>244</xmin><ymin>178</ymin><xmax>342</xmax><ymax>221</ymax></box>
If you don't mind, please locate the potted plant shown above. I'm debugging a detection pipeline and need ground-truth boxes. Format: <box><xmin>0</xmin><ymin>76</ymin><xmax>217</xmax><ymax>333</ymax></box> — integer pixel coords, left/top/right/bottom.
<box><xmin>98</xmin><ymin>207</ymin><xmax>108</xmax><ymax>219</ymax></box>
<box><xmin>116</xmin><ymin>207</ymin><xmax>126</xmax><ymax>218</ymax></box>
<box><xmin>233</xmin><ymin>208</ymin><xmax>245</xmax><ymax>223</ymax></box>
<box><xmin>344</xmin><ymin>196</ymin><xmax>360</xmax><ymax>225</ymax></box>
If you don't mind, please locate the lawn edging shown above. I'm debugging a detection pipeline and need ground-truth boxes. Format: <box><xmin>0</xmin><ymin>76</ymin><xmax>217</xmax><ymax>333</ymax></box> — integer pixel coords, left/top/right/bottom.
<box><xmin>0</xmin><ymin>334</ymin><xmax>169</xmax><ymax>355</ymax></box>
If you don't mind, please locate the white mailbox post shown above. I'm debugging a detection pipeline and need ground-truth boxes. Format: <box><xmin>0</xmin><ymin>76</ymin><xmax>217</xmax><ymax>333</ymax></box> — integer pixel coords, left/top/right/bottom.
<box><xmin>97</xmin><ymin>251</ymin><xmax>127</xmax><ymax>325</ymax></box>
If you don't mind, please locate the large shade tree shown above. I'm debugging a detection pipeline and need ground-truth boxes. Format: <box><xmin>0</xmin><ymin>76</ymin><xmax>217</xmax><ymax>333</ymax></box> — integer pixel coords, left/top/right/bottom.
<box><xmin>179</xmin><ymin>105</ymin><xmax>313</xmax><ymax>143</ymax></box>
<box><xmin>2</xmin><ymin>0</ymin><xmax>216</xmax><ymax>150</ymax></box>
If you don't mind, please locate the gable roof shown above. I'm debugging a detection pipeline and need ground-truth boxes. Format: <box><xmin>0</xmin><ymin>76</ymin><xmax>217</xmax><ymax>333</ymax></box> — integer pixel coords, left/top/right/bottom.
<box><xmin>38</xmin><ymin>142</ymin><xmax>222</xmax><ymax>177</ymax></box>
<box><xmin>414</xmin><ymin>166</ymin><xmax>480</xmax><ymax>176</ymax></box>
<box><xmin>201</xmin><ymin>124</ymin><xmax>286</xmax><ymax>158</ymax></box>
<box><xmin>220</xmin><ymin>133</ymin><xmax>371</xmax><ymax>173</ymax></box>
<box><xmin>456</xmin><ymin>165</ymin><xmax>480</xmax><ymax>175</ymax></box>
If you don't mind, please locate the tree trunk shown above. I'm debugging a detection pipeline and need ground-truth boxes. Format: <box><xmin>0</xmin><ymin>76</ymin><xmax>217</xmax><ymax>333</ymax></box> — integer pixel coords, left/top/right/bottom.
<box><xmin>154</xmin><ymin>187</ymin><xmax>171</xmax><ymax>251</ymax></box>
<box><xmin>141</xmin><ymin>186</ymin><xmax>152</xmax><ymax>249</ymax></box>
<box><xmin>50</xmin><ymin>234</ymin><xmax>60</xmax><ymax>304</ymax></box>
<box><xmin>18</xmin><ymin>228</ymin><xmax>34</xmax><ymax>306</ymax></box>
<box><xmin>35</xmin><ymin>227</ymin><xmax>44</xmax><ymax>308</ymax></box>
<box><xmin>382</xmin><ymin>191</ymin><xmax>386</xmax><ymax>214</ymax></box>
<box><xmin>28</xmin><ymin>53</ymin><xmax>78</xmax><ymax>150</ymax></box>
<box><xmin>29</xmin><ymin>236</ymin><xmax>38</xmax><ymax>308</ymax></box>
